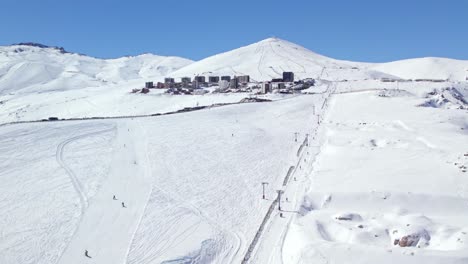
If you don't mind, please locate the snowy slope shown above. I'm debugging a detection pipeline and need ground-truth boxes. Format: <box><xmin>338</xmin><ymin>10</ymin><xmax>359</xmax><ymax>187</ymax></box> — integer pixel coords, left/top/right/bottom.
<box><xmin>0</xmin><ymin>94</ymin><xmax>324</xmax><ymax>264</ymax></box>
<box><xmin>0</xmin><ymin>44</ymin><xmax>193</xmax><ymax>95</ymax></box>
<box><xmin>370</xmin><ymin>57</ymin><xmax>468</xmax><ymax>81</ymax></box>
<box><xmin>170</xmin><ymin>37</ymin><xmax>394</xmax><ymax>81</ymax></box>
<box><xmin>253</xmin><ymin>90</ymin><xmax>468</xmax><ymax>264</ymax></box>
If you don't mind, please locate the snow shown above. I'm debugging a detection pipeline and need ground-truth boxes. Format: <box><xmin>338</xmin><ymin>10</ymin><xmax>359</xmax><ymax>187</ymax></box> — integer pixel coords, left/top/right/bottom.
<box><xmin>169</xmin><ymin>38</ymin><xmax>394</xmax><ymax>82</ymax></box>
<box><xmin>0</xmin><ymin>94</ymin><xmax>326</xmax><ymax>264</ymax></box>
<box><xmin>1</xmin><ymin>38</ymin><xmax>468</xmax><ymax>264</ymax></box>
<box><xmin>369</xmin><ymin>57</ymin><xmax>468</xmax><ymax>82</ymax></box>
<box><xmin>270</xmin><ymin>90</ymin><xmax>468</xmax><ymax>264</ymax></box>
<box><xmin>0</xmin><ymin>44</ymin><xmax>193</xmax><ymax>95</ymax></box>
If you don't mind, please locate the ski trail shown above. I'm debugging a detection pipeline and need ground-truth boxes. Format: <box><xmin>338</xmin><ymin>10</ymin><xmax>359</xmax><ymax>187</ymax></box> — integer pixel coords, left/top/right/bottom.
<box><xmin>55</xmin><ymin>126</ymin><xmax>116</xmax><ymax>263</ymax></box>
<box><xmin>58</xmin><ymin>120</ymin><xmax>152</xmax><ymax>264</ymax></box>
<box><xmin>123</xmin><ymin>119</ymin><xmax>153</xmax><ymax>263</ymax></box>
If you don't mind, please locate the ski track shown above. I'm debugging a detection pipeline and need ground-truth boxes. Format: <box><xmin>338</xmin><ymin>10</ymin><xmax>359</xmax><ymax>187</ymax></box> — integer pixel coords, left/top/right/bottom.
<box><xmin>158</xmin><ymin>140</ymin><xmax>242</xmax><ymax>263</ymax></box>
<box><xmin>55</xmin><ymin>125</ymin><xmax>116</xmax><ymax>263</ymax></box>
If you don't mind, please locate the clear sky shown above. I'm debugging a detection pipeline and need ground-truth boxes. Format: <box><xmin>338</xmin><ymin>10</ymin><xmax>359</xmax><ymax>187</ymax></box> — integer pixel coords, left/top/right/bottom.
<box><xmin>1</xmin><ymin>0</ymin><xmax>467</xmax><ymax>62</ymax></box>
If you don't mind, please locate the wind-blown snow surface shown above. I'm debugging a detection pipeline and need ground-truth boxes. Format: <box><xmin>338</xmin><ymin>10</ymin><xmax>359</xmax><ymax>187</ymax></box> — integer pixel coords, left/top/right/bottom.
<box><xmin>0</xmin><ymin>44</ymin><xmax>193</xmax><ymax>95</ymax></box>
<box><xmin>0</xmin><ymin>94</ymin><xmax>323</xmax><ymax>264</ymax></box>
<box><xmin>268</xmin><ymin>90</ymin><xmax>468</xmax><ymax>264</ymax></box>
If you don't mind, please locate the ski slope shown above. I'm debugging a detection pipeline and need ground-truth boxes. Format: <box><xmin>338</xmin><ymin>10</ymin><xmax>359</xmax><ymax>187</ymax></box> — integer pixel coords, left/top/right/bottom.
<box><xmin>256</xmin><ymin>89</ymin><xmax>468</xmax><ymax>264</ymax></box>
<box><xmin>0</xmin><ymin>94</ymin><xmax>325</xmax><ymax>264</ymax></box>
<box><xmin>1</xmin><ymin>38</ymin><xmax>468</xmax><ymax>125</ymax></box>
<box><xmin>1</xmin><ymin>37</ymin><xmax>468</xmax><ymax>264</ymax></box>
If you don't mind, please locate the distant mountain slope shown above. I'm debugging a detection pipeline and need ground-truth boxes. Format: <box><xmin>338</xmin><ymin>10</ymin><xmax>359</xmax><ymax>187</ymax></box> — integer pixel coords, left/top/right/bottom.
<box><xmin>170</xmin><ymin>38</ymin><xmax>395</xmax><ymax>81</ymax></box>
<box><xmin>1</xmin><ymin>39</ymin><xmax>467</xmax><ymax>97</ymax></box>
<box><xmin>170</xmin><ymin>38</ymin><xmax>468</xmax><ymax>82</ymax></box>
<box><xmin>369</xmin><ymin>57</ymin><xmax>468</xmax><ymax>81</ymax></box>
<box><xmin>0</xmin><ymin>44</ymin><xmax>193</xmax><ymax>95</ymax></box>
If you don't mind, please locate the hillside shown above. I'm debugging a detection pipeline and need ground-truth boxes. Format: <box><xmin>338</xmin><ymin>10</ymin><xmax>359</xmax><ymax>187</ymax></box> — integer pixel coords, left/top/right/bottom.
<box><xmin>369</xmin><ymin>57</ymin><xmax>468</xmax><ymax>81</ymax></box>
<box><xmin>0</xmin><ymin>43</ymin><xmax>193</xmax><ymax>95</ymax></box>
<box><xmin>169</xmin><ymin>38</ymin><xmax>395</xmax><ymax>81</ymax></box>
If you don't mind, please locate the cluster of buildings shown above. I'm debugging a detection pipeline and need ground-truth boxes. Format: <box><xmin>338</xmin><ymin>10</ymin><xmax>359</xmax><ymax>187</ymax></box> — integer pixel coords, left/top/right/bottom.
<box><xmin>137</xmin><ymin>71</ymin><xmax>314</xmax><ymax>95</ymax></box>
<box><xmin>143</xmin><ymin>75</ymin><xmax>251</xmax><ymax>91</ymax></box>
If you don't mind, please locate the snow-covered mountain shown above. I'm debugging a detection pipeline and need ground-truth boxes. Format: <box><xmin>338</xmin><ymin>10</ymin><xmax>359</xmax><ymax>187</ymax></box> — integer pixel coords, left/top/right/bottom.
<box><xmin>0</xmin><ymin>43</ymin><xmax>193</xmax><ymax>95</ymax></box>
<box><xmin>1</xmin><ymin>39</ymin><xmax>468</xmax><ymax>264</ymax></box>
<box><xmin>369</xmin><ymin>57</ymin><xmax>468</xmax><ymax>81</ymax></box>
<box><xmin>1</xmin><ymin>38</ymin><xmax>467</xmax><ymax>97</ymax></box>
<box><xmin>169</xmin><ymin>37</ymin><xmax>468</xmax><ymax>82</ymax></box>
<box><xmin>170</xmin><ymin>38</ymin><xmax>395</xmax><ymax>81</ymax></box>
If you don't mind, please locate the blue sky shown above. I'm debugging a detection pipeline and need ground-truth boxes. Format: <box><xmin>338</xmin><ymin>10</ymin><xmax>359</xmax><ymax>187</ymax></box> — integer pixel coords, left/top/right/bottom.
<box><xmin>1</xmin><ymin>0</ymin><xmax>467</xmax><ymax>62</ymax></box>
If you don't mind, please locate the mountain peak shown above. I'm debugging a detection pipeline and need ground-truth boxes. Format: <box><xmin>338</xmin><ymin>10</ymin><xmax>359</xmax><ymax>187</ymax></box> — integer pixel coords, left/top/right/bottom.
<box><xmin>12</xmin><ymin>42</ymin><xmax>69</xmax><ymax>53</ymax></box>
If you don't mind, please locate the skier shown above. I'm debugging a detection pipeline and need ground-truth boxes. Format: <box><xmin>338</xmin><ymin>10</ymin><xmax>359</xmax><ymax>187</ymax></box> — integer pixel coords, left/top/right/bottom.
<box><xmin>113</xmin><ymin>195</ymin><xmax>117</xmax><ymax>200</ymax></box>
<box><xmin>85</xmin><ymin>250</ymin><xmax>91</xmax><ymax>258</ymax></box>
<box><xmin>122</xmin><ymin>202</ymin><xmax>126</xmax><ymax>208</ymax></box>
<box><xmin>286</xmin><ymin>197</ymin><xmax>289</xmax><ymax>202</ymax></box>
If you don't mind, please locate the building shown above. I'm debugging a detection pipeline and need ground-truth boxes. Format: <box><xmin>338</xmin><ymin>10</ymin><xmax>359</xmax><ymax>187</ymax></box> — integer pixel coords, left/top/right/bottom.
<box><xmin>164</xmin><ymin>78</ymin><xmax>175</xmax><ymax>84</ymax></box>
<box><xmin>164</xmin><ymin>82</ymin><xmax>174</xmax><ymax>88</ymax></box>
<box><xmin>221</xmin><ymin>76</ymin><xmax>231</xmax><ymax>82</ymax></box>
<box><xmin>236</xmin><ymin>75</ymin><xmax>250</xmax><ymax>83</ymax></box>
<box><xmin>230</xmin><ymin>78</ymin><xmax>239</xmax><ymax>89</ymax></box>
<box><xmin>219</xmin><ymin>80</ymin><xmax>230</xmax><ymax>90</ymax></box>
<box><xmin>283</xmin><ymin>72</ymin><xmax>294</xmax><ymax>82</ymax></box>
<box><xmin>194</xmin><ymin>76</ymin><xmax>206</xmax><ymax>83</ymax></box>
<box><xmin>271</xmin><ymin>78</ymin><xmax>283</xmax><ymax>82</ymax></box>
<box><xmin>145</xmin><ymin>82</ymin><xmax>154</xmax><ymax>88</ymax></box>
<box><xmin>192</xmin><ymin>80</ymin><xmax>198</xmax><ymax>89</ymax></box>
<box><xmin>272</xmin><ymin>82</ymin><xmax>285</xmax><ymax>90</ymax></box>
<box><xmin>156</xmin><ymin>82</ymin><xmax>165</xmax><ymax>89</ymax></box>
<box><xmin>261</xmin><ymin>82</ymin><xmax>271</xmax><ymax>94</ymax></box>
<box><xmin>181</xmin><ymin>77</ymin><xmax>191</xmax><ymax>83</ymax></box>
<box><xmin>208</xmin><ymin>76</ymin><xmax>220</xmax><ymax>83</ymax></box>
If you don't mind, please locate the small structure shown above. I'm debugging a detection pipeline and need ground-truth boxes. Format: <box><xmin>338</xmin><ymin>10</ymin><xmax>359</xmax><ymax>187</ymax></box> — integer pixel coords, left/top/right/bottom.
<box><xmin>194</xmin><ymin>76</ymin><xmax>206</xmax><ymax>83</ymax></box>
<box><xmin>272</xmin><ymin>82</ymin><xmax>285</xmax><ymax>90</ymax></box>
<box><xmin>236</xmin><ymin>75</ymin><xmax>250</xmax><ymax>83</ymax></box>
<box><xmin>221</xmin><ymin>76</ymin><xmax>231</xmax><ymax>82</ymax></box>
<box><xmin>272</xmin><ymin>78</ymin><xmax>283</xmax><ymax>82</ymax></box>
<box><xmin>283</xmin><ymin>72</ymin><xmax>294</xmax><ymax>82</ymax></box>
<box><xmin>156</xmin><ymin>82</ymin><xmax>165</xmax><ymax>89</ymax></box>
<box><xmin>141</xmin><ymin>87</ymin><xmax>150</xmax><ymax>94</ymax></box>
<box><xmin>145</xmin><ymin>82</ymin><xmax>154</xmax><ymax>88</ymax></box>
<box><xmin>164</xmin><ymin>78</ymin><xmax>175</xmax><ymax>84</ymax></box>
<box><xmin>230</xmin><ymin>78</ymin><xmax>239</xmax><ymax>89</ymax></box>
<box><xmin>261</xmin><ymin>82</ymin><xmax>271</xmax><ymax>94</ymax></box>
<box><xmin>164</xmin><ymin>82</ymin><xmax>174</xmax><ymax>88</ymax></box>
<box><xmin>181</xmin><ymin>77</ymin><xmax>191</xmax><ymax>83</ymax></box>
<box><xmin>191</xmin><ymin>80</ymin><xmax>198</xmax><ymax>89</ymax></box>
<box><xmin>208</xmin><ymin>76</ymin><xmax>220</xmax><ymax>83</ymax></box>
<box><xmin>219</xmin><ymin>80</ymin><xmax>230</xmax><ymax>90</ymax></box>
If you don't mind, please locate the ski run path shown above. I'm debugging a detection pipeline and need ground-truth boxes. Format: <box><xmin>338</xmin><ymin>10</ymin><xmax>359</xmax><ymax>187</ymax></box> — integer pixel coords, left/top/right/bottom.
<box><xmin>0</xmin><ymin>89</ymin><xmax>330</xmax><ymax>264</ymax></box>
<box><xmin>2</xmin><ymin>82</ymin><xmax>467</xmax><ymax>264</ymax></box>
<box><xmin>58</xmin><ymin>121</ymin><xmax>153</xmax><ymax>264</ymax></box>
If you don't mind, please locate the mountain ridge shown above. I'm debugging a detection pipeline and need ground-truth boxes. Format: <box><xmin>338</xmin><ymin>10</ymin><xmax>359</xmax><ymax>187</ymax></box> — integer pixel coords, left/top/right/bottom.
<box><xmin>1</xmin><ymin>37</ymin><xmax>468</xmax><ymax>95</ymax></box>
